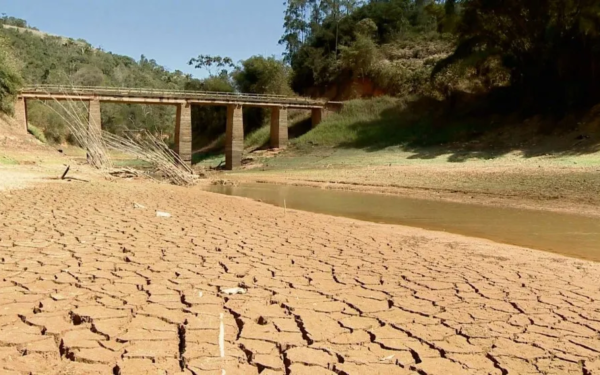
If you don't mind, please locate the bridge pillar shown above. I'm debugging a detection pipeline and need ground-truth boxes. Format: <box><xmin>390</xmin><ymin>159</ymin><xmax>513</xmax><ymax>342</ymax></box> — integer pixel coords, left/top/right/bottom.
<box><xmin>14</xmin><ymin>97</ymin><xmax>28</xmax><ymax>133</ymax></box>
<box><xmin>312</xmin><ymin>108</ymin><xmax>324</xmax><ymax>128</ymax></box>
<box><xmin>270</xmin><ymin>107</ymin><xmax>288</xmax><ymax>149</ymax></box>
<box><xmin>226</xmin><ymin>104</ymin><xmax>244</xmax><ymax>170</ymax></box>
<box><xmin>88</xmin><ymin>99</ymin><xmax>101</xmax><ymax>134</ymax></box>
<box><xmin>175</xmin><ymin>103</ymin><xmax>192</xmax><ymax>165</ymax></box>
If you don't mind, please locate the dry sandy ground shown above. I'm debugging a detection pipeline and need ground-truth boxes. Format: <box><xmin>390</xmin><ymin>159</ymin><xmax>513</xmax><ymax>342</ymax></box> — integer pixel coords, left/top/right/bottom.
<box><xmin>0</xmin><ymin>179</ymin><xmax>599</xmax><ymax>374</ymax></box>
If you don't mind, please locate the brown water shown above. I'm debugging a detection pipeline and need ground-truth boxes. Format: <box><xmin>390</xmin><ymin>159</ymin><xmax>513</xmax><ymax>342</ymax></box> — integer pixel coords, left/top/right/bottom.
<box><xmin>204</xmin><ymin>182</ymin><xmax>600</xmax><ymax>262</ymax></box>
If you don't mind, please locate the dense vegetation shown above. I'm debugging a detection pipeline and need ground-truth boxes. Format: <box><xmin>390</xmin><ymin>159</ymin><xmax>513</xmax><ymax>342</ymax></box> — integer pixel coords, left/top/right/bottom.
<box><xmin>283</xmin><ymin>0</ymin><xmax>600</xmax><ymax>114</ymax></box>
<box><xmin>281</xmin><ymin>0</ymin><xmax>457</xmax><ymax>98</ymax></box>
<box><xmin>0</xmin><ymin>34</ymin><xmax>21</xmax><ymax>114</ymax></box>
<box><xmin>436</xmin><ymin>0</ymin><xmax>600</xmax><ymax>112</ymax></box>
<box><xmin>2</xmin><ymin>0</ymin><xmax>600</xmax><ymax>152</ymax></box>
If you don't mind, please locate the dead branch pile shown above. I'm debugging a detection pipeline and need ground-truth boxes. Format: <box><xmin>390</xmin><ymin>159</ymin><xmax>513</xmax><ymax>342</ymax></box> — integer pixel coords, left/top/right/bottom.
<box><xmin>102</xmin><ymin>131</ymin><xmax>197</xmax><ymax>186</ymax></box>
<box><xmin>36</xmin><ymin>84</ymin><xmax>197</xmax><ymax>186</ymax></box>
<box><xmin>108</xmin><ymin>167</ymin><xmax>142</xmax><ymax>179</ymax></box>
<box><xmin>40</xmin><ymin>98</ymin><xmax>112</xmax><ymax>170</ymax></box>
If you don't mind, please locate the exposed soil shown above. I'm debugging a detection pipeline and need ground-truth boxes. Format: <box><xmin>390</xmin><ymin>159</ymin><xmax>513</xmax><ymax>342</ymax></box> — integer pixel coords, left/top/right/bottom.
<box><xmin>0</xmin><ymin>179</ymin><xmax>599</xmax><ymax>374</ymax></box>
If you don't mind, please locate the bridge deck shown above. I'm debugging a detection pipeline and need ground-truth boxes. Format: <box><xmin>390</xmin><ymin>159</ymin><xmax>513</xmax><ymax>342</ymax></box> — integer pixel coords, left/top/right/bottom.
<box><xmin>18</xmin><ymin>85</ymin><xmax>329</xmax><ymax>109</ymax></box>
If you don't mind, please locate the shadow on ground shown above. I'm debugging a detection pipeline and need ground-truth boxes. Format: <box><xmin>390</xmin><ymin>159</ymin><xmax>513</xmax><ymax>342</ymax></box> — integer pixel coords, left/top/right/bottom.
<box><xmin>252</xmin><ymin>117</ymin><xmax>314</xmax><ymax>152</ymax></box>
<box><xmin>191</xmin><ymin>117</ymin><xmax>314</xmax><ymax>166</ymax></box>
<box><xmin>337</xmin><ymin>93</ymin><xmax>600</xmax><ymax>162</ymax></box>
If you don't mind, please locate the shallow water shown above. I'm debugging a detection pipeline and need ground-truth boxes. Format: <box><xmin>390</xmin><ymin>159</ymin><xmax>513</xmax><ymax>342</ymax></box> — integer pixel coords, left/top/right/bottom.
<box><xmin>203</xmin><ymin>182</ymin><xmax>600</xmax><ymax>262</ymax></box>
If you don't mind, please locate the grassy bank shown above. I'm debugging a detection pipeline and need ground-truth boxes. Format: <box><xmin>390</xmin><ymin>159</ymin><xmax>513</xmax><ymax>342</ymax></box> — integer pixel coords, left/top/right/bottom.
<box><xmin>194</xmin><ymin>95</ymin><xmax>600</xmax><ymax>170</ymax></box>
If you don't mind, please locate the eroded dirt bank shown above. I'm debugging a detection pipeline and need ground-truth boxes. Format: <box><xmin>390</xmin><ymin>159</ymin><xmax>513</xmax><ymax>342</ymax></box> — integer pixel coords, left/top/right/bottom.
<box><xmin>1</xmin><ymin>181</ymin><xmax>600</xmax><ymax>374</ymax></box>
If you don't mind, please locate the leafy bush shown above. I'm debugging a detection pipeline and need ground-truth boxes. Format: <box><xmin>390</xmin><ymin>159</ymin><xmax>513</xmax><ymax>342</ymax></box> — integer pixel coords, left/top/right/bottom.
<box><xmin>233</xmin><ymin>56</ymin><xmax>293</xmax><ymax>96</ymax></box>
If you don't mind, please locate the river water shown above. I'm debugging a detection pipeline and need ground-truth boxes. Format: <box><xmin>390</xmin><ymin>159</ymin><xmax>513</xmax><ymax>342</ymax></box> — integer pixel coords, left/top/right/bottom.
<box><xmin>203</xmin><ymin>182</ymin><xmax>600</xmax><ymax>262</ymax></box>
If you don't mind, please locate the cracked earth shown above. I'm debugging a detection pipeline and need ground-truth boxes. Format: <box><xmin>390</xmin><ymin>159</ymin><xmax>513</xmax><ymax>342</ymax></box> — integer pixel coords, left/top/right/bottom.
<box><xmin>0</xmin><ymin>181</ymin><xmax>600</xmax><ymax>374</ymax></box>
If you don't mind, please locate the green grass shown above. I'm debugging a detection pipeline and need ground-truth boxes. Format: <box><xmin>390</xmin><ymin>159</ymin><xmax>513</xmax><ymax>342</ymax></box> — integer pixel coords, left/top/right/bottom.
<box><xmin>292</xmin><ymin>96</ymin><xmax>406</xmax><ymax>150</ymax></box>
<box><xmin>245</xmin><ymin>125</ymin><xmax>270</xmax><ymax>151</ymax></box>
<box><xmin>193</xmin><ymin>152</ymin><xmax>226</xmax><ymax>168</ymax></box>
<box><xmin>0</xmin><ymin>155</ymin><xmax>17</xmax><ymax>165</ymax></box>
<box><xmin>27</xmin><ymin>124</ymin><xmax>47</xmax><ymax>143</ymax></box>
<box><xmin>289</xmin><ymin>96</ymin><xmax>509</xmax><ymax>152</ymax></box>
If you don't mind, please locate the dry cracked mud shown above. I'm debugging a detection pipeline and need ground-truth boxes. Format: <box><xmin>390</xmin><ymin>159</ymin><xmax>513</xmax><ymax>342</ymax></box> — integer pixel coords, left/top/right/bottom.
<box><xmin>0</xmin><ymin>181</ymin><xmax>599</xmax><ymax>374</ymax></box>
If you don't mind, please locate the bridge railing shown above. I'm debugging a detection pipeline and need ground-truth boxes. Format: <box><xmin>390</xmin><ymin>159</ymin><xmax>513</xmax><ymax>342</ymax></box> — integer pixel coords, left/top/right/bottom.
<box><xmin>20</xmin><ymin>85</ymin><xmax>328</xmax><ymax>106</ymax></box>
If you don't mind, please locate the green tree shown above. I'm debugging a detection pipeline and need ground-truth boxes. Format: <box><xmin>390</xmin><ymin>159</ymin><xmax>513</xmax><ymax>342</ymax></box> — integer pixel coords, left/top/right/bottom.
<box><xmin>433</xmin><ymin>0</ymin><xmax>600</xmax><ymax>110</ymax></box>
<box><xmin>188</xmin><ymin>55</ymin><xmax>235</xmax><ymax>77</ymax></box>
<box><xmin>281</xmin><ymin>0</ymin><xmax>365</xmax><ymax>62</ymax></box>
<box><xmin>287</xmin><ymin>0</ymin><xmax>418</xmax><ymax>94</ymax></box>
<box><xmin>0</xmin><ymin>15</ymin><xmax>28</xmax><ymax>28</ymax></box>
<box><xmin>280</xmin><ymin>0</ymin><xmax>313</xmax><ymax>61</ymax></box>
<box><xmin>233</xmin><ymin>56</ymin><xmax>293</xmax><ymax>95</ymax></box>
<box><xmin>72</xmin><ymin>65</ymin><xmax>105</xmax><ymax>86</ymax></box>
<box><xmin>339</xmin><ymin>19</ymin><xmax>380</xmax><ymax>78</ymax></box>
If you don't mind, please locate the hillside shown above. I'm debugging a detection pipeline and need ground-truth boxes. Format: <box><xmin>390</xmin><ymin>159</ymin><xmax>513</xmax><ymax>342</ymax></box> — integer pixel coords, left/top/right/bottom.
<box><xmin>0</xmin><ymin>17</ymin><xmax>190</xmax><ymax>144</ymax></box>
<box><xmin>1</xmin><ymin>24</ymin><xmax>85</xmax><ymax>46</ymax></box>
<box><xmin>0</xmin><ymin>17</ymin><xmax>294</xmax><ymax>151</ymax></box>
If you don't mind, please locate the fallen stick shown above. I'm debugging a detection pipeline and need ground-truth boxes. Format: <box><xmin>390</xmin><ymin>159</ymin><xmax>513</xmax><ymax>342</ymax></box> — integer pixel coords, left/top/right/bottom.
<box><xmin>61</xmin><ymin>165</ymin><xmax>71</xmax><ymax>180</ymax></box>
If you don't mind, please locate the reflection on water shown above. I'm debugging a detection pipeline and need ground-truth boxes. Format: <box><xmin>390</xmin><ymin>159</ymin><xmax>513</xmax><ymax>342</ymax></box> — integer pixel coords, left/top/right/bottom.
<box><xmin>203</xmin><ymin>183</ymin><xmax>600</xmax><ymax>262</ymax></box>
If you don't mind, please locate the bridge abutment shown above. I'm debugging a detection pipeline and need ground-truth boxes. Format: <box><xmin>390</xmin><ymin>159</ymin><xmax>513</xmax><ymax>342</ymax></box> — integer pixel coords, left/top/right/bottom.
<box><xmin>226</xmin><ymin>104</ymin><xmax>244</xmax><ymax>170</ymax></box>
<box><xmin>270</xmin><ymin>107</ymin><xmax>288</xmax><ymax>149</ymax></box>
<box><xmin>13</xmin><ymin>97</ymin><xmax>28</xmax><ymax>134</ymax></box>
<box><xmin>311</xmin><ymin>103</ymin><xmax>343</xmax><ymax>128</ymax></box>
<box><xmin>175</xmin><ymin>103</ymin><xmax>192</xmax><ymax>165</ymax></box>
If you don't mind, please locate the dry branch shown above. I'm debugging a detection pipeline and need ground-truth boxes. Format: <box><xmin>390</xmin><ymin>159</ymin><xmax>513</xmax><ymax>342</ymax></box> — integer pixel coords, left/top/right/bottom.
<box><xmin>37</xmin><ymin>84</ymin><xmax>197</xmax><ymax>186</ymax></box>
<box><xmin>103</xmin><ymin>130</ymin><xmax>197</xmax><ymax>186</ymax></box>
<box><xmin>38</xmin><ymin>86</ymin><xmax>111</xmax><ymax>170</ymax></box>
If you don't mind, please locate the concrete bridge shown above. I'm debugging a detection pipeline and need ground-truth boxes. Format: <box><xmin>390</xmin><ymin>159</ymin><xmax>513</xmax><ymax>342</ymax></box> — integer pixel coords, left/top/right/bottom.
<box><xmin>15</xmin><ymin>85</ymin><xmax>339</xmax><ymax>169</ymax></box>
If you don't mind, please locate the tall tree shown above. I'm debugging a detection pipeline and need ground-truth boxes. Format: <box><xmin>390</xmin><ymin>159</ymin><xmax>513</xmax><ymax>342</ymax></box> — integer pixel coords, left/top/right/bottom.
<box><xmin>280</xmin><ymin>0</ymin><xmax>365</xmax><ymax>62</ymax></box>
<box><xmin>280</xmin><ymin>0</ymin><xmax>313</xmax><ymax>62</ymax></box>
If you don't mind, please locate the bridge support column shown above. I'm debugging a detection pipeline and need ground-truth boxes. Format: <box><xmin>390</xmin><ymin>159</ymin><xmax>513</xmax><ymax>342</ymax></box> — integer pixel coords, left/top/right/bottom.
<box><xmin>175</xmin><ymin>103</ymin><xmax>192</xmax><ymax>165</ymax></box>
<box><xmin>270</xmin><ymin>107</ymin><xmax>288</xmax><ymax>149</ymax></box>
<box><xmin>226</xmin><ymin>104</ymin><xmax>244</xmax><ymax>170</ymax></box>
<box><xmin>14</xmin><ymin>97</ymin><xmax>28</xmax><ymax>134</ymax></box>
<box><xmin>86</xmin><ymin>99</ymin><xmax>102</xmax><ymax>166</ymax></box>
<box><xmin>88</xmin><ymin>99</ymin><xmax>101</xmax><ymax>134</ymax></box>
<box><xmin>312</xmin><ymin>108</ymin><xmax>324</xmax><ymax>128</ymax></box>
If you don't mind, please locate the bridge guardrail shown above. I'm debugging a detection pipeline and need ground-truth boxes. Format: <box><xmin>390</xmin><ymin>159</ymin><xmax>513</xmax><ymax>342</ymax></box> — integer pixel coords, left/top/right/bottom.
<box><xmin>20</xmin><ymin>85</ymin><xmax>328</xmax><ymax>106</ymax></box>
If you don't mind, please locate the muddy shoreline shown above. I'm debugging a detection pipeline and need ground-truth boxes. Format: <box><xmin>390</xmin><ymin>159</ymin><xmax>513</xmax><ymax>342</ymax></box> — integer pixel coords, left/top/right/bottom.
<box><xmin>224</xmin><ymin>164</ymin><xmax>600</xmax><ymax>218</ymax></box>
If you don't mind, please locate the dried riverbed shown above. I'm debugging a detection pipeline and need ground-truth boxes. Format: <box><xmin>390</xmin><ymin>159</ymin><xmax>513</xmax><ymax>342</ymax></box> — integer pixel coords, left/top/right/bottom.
<box><xmin>0</xmin><ymin>179</ymin><xmax>599</xmax><ymax>374</ymax></box>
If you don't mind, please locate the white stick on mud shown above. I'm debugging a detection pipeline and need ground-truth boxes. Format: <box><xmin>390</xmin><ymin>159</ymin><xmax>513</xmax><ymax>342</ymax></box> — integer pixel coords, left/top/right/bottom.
<box><xmin>219</xmin><ymin>312</ymin><xmax>225</xmax><ymax>357</ymax></box>
<box><xmin>219</xmin><ymin>312</ymin><xmax>226</xmax><ymax>374</ymax></box>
